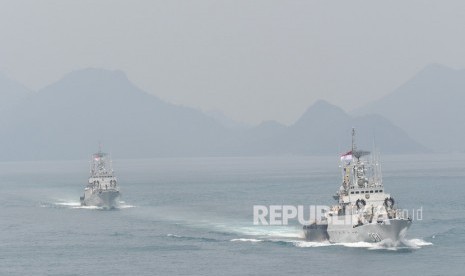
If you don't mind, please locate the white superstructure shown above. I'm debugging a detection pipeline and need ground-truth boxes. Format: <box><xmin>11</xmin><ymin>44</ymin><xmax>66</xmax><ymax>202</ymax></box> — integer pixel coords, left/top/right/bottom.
<box><xmin>80</xmin><ymin>149</ymin><xmax>120</xmax><ymax>208</ymax></box>
<box><xmin>304</xmin><ymin>129</ymin><xmax>411</xmax><ymax>243</ymax></box>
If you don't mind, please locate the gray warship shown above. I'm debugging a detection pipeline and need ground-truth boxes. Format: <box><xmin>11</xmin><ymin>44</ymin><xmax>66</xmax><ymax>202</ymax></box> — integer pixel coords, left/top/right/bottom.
<box><xmin>303</xmin><ymin>129</ymin><xmax>411</xmax><ymax>243</ymax></box>
<box><xmin>80</xmin><ymin>149</ymin><xmax>120</xmax><ymax>208</ymax></box>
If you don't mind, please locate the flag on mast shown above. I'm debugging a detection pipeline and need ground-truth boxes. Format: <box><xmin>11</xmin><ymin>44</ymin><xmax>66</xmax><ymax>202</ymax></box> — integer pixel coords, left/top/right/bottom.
<box><xmin>340</xmin><ymin>151</ymin><xmax>353</xmax><ymax>161</ymax></box>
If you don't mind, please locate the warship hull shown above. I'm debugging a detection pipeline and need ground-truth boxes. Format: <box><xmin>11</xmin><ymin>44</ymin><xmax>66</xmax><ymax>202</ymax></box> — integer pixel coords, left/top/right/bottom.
<box><xmin>304</xmin><ymin>219</ymin><xmax>411</xmax><ymax>243</ymax></box>
<box><xmin>303</xmin><ymin>223</ymin><xmax>329</xmax><ymax>241</ymax></box>
<box><xmin>303</xmin><ymin>130</ymin><xmax>413</xmax><ymax>243</ymax></box>
<box><xmin>80</xmin><ymin>190</ymin><xmax>120</xmax><ymax>209</ymax></box>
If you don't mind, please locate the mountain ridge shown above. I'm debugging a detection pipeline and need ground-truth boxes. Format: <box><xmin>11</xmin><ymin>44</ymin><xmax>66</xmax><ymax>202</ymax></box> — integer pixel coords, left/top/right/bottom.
<box><xmin>0</xmin><ymin>68</ymin><xmax>428</xmax><ymax>160</ymax></box>
<box><xmin>0</xmin><ymin>72</ymin><xmax>31</xmax><ymax>112</ymax></box>
<box><xmin>354</xmin><ymin>63</ymin><xmax>465</xmax><ymax>152</ymax></box>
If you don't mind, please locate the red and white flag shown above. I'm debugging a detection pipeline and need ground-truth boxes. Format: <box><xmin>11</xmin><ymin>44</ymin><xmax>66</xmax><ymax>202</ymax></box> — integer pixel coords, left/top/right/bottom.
<box><xmin>340</xmin><ymin>151</ymin><xmax>353</xmax><ymax>161</ymax></box>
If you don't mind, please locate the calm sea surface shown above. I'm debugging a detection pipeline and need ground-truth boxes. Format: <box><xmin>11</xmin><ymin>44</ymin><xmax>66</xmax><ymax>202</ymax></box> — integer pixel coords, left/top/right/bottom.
<box><xmin>1</xmin><ymin>154</ymin><xmax>463</xmax><ymax>275</ymax></box>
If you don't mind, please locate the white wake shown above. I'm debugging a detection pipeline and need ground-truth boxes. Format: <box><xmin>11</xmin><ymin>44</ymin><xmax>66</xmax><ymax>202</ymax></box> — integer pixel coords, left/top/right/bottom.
<box><xmin>42</xmin><ymin>200</ymin><xmax>135</xmax><ymax>210</ymax></box>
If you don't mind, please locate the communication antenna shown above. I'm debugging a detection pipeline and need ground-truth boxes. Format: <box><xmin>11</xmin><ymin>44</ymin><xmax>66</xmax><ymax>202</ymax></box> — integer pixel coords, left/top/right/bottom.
<box><xmin>351</xmin><ymin>128</ymin><xmax>356</xmax><ymax>152</ymax></box>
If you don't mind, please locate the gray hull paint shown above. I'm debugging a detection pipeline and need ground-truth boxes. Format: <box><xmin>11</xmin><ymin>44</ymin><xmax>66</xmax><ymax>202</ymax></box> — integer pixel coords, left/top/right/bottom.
<box><xmin>303</xmin><ymin>224</ymin><xmax>330</xmax><ymax>242</ymax></box>
<box><xmin>81</xmin><ymin>190</ymin><xmax>120</xmax><ymax>209</ymax></box>
<box><xmin>303</xmin><ymin>131</ymin><xmax>413</xmax><ymax>244</ymax></box>
<box><xmin>304</xmin><ymin>219</ymin><xmax>411</xmax><ymax>243</ymax></box>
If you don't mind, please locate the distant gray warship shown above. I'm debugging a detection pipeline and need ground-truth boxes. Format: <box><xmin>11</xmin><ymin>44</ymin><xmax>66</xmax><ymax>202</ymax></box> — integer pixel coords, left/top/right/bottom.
<box><xmin>80</xmin><ymin>149</ymin><xmax>120</xmax><ymax>208</ymax></box>
<box><xmin>304</xmin><ymin>129</ymin><xmax>411</xmax><ymax>243</ymax></box>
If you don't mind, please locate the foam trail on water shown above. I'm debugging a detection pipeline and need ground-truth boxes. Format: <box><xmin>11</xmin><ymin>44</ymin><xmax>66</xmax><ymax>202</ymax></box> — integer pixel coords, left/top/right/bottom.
<box><xmin>41</xmin><ymin>199</ymin><xmax>135</xmax><ymax>210</ymax></box>
<box><xmin>118</xmin><ymin>201</ymin><xmax>136</xmax><ymax>209</ymax></box>
<box><xmin>334</xmin><ymin>238</ymin><xmax>433</xmax><ymax>250</ymax></box>
<box><xmin>224</xmin><ymin>225</ymin><xmax>303</xmax><ymax>239</ymax></box>
<box><xmin>230</xmin><ymin>238</ymin><xmax>263</xmax><ymax>243</ymax></box>
<box><xmin>400</xmin><ymin>238</ymin><xmax>433</xmax><ymax>248</ymax></box>
<box><xmin>125</xmin><ymin>210</ymin><xmax>432</xmax><ymax>251</ymax></box>
<box><xmin>222</xmin><ymin>222</ymin><xmax>433</xmax><ymax>250</ymax></box>
<box><xmin>293</xmin><ymin>241</ymin><xmax>332</xmax><ymax>248</ymax></box>
<box><xmin>53</xmin><ymin>200</ymin><xmax>104</xmax><ymax>210</ymax></box>
<box><xmin>55</xmin><ymin>201</ymin><xmax>81</xmax><ymax>207</ymax></box>
<box><xmin>73</xmin><ymin>205</ymin><xmax>103</xmax><ymax>210</ymax></box>
<box><xmin>289</xmin><ymin>238</ymin><xmax>432</xmax><ymax>250</ymax></box>
<box><xmin>217</xmin><ymin>224</ymin><xmax>312</xmax><ymax>246</ymax></box>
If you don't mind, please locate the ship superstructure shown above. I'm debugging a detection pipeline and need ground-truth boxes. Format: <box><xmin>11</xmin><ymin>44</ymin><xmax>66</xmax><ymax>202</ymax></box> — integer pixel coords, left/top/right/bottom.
<box><xmin>304</xmin><ymin>129</ymin><xmax>411</xmax><ymax>243</ymax></box>
<box><xmin>80</xmin><ymin>149</ymin><xmax>120</xmax><ymax>208</ymax></box>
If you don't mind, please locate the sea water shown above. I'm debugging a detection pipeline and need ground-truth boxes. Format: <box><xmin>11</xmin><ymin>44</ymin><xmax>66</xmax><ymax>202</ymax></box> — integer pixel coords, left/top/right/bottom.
<box><xmin>0</xmin><ymin>154</ymin><xmax>463</xmax><ymax>275</ymax></box>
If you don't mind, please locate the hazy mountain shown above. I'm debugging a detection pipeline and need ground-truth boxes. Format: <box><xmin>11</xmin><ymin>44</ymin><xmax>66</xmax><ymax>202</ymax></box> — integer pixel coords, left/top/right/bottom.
<box><xmin>218</xmin><ymin>100</ymin><xmax>427</xmax><ymax>155</ymax></box>
<box><xmin>355</xmin><ymin>64</ymin><xmax>465</xmax><ymax>152</ymax></box>
<box><xmin>0</xmin><ymin>68</ymin><xmax>229</xmax><ymax>160</ymax></box>
<box><xmin>216</xmin><ymin>120</ymin><xmax>288</xmax><ymax>155</ymax></box>
<box><xmin>204</xmin><ymin>110</ymin><xmax>250</xmax><ymax>130</ymax></box>
<box><xmin>289</xmin><ymin>100</ymin><xmax>427</xmax><ymax>154</ymax></box>
<box><xmin>0</xmin><ymin>69</ymin><xmax>427</xmax><ymax>160</ymax></box>
<box><xmin>0</xmin><ymin>73</ymin><xmax>31</xmax><ymax>112</ymax></box>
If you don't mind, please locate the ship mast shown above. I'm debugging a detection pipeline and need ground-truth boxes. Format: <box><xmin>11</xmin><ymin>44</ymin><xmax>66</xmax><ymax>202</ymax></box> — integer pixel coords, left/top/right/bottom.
<box><xmin>351</xmin><ymin>128</ymin><xmax>356</xmax><ymax>153</ymax></box>
<box><xmin>352</xmin><ymin>128</ymin><xmax>360</xmax><ymax>162</ymax></box>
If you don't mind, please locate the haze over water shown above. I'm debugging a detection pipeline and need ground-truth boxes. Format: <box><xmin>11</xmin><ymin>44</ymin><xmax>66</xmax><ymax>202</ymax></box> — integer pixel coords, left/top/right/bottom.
<box><xmin>2</xmin><ymin>1</ymin><xmax>465</xmax><ymax>275</ymax></box>
<box><xmin>1</xmin><ymin>154</ymin><xmax>461</xmax><ymax>275</ymax></box>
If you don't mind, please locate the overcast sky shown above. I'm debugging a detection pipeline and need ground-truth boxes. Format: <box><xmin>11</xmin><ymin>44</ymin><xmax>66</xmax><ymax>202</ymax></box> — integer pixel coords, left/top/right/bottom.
<box><xmin>1</xmin><ymin>0</ymin><xmax>465</xmax><ymax>124</ymax></box>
